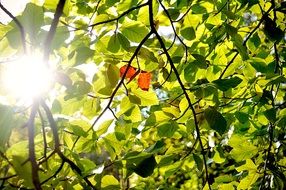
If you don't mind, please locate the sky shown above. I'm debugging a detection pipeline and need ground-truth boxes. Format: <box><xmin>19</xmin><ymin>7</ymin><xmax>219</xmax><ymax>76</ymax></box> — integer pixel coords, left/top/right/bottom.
<box><xmin>0</xmin><ymin>0</ymin><xmax>29</xmax><ymax>23</ymax></box>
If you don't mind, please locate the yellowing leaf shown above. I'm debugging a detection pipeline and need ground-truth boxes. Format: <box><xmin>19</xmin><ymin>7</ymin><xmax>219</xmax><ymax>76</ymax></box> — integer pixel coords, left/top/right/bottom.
<box><xmin>101</xmin><ymin>175</ymin><xmax>120</xmax><ymax>189</ymax></box>
<box><xmin>228</xmin><ymin>135</ymin><xmax>258</xmax><ymax>161</ymax></box>
<box><xmin>254</xmin><ymin>84</ymin><xmax>263</xmax><ymax>97</ymax></box>
<box><xmin>236</xmin><ymin>159</ymin><xmax>257</xmax><ymax>172</ymax></box>
<box><xmin>132</xmin><ymin>89</ymin><xmax>159</xmax><ymax>106</ymax></box>
<box><xmin>237</xmin><ymin>171</ymin><xmax>260</xmax><ymax>190</ymax></box>
<box><xmin>213</xmin><ymin>150</ymin><xmax>225</xmax><ymax>164</ymax></box>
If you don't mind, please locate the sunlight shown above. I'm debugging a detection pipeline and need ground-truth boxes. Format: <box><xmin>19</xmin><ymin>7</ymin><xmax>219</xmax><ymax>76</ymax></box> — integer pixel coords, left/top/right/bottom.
<box><xmin>1</xmin><ymin>54</ymin><xmax>53</xmax><ymax>101</ymax></box>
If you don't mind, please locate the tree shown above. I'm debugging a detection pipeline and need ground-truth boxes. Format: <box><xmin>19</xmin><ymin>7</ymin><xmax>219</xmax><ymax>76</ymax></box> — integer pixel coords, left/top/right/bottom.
<box><xmin>0</xmin><ymin>0</ymin><xmax>286</xmax><ymax>189</ymax></box>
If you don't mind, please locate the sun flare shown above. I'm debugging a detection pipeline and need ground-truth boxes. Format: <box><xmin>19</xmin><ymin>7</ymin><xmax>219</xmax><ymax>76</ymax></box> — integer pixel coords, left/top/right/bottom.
<box><xmin>1</xmin><ymin>54</ymin><xmax>53</xmax><ymax>101</ymax></box>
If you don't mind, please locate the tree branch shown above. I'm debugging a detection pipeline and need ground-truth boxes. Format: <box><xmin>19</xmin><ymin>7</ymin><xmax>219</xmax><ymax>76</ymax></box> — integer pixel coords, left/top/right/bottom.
<box><xmin>148</xmin><ymin>0</ymin><xmax>212</xmax><ymax>189</ymax></box>
<box><xmin>40</xmin><ymin>100</ymin><xmax>95</xmax><ymax>189</ymax></box>
<box><xmin>27</xmin><ymin>101</ymin><xmax>42</xmax><ymax>190</ymax></box>
<box><xmin>71</xmin><ymin>31</ymin><xmax>153</xmax><ymax>150</ymax></box>
<box><xmin>219</xmin><ymin>6</ymin><xmax>274</xmax><ymax>79</ymax></box>
<box><xmin>38</xmin><ymin>109</ymin><xmax>48</xmax><ymax>160</ymax></box>
<box><xmin>43</xmin><ymin>0</ymin><xmax>66</xmax><ymax>62</ymax></box>
<box><xmin>0</xmin><ymin>3</ymin><xmax>27</xmax><ymax>53</ymax></box>
<box><xmin>260</xmin><ymin>2</ymin><xmax>281</xmax><ymax>188</ymax></box>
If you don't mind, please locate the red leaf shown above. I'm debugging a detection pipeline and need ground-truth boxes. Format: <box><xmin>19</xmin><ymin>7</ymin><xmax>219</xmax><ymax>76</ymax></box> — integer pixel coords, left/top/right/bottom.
<box><xmin>120</xmin><ymin>65</ymin><xmax>137</xmax><ymax>79</ymax></box>
<box><xmin>138</xmin><ymin>71</ymin><xmax>152</xmax><ymax>91</ymax></box>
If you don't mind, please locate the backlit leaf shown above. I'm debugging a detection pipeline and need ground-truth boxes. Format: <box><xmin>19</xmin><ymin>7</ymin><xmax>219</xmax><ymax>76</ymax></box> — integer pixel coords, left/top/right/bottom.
<box><xmin>120</xmin><ymin>65</ymin><xmax>137</xmax><ymax>79</ymax></box>
<box><xmin>121</xmin><ymin>22</ymin><xmax>149</xmax><ymax>43</ymax></box>
<box><xmin>138</xmin><ymin>71</ymin><xmax>152</xmax><ymax>91</ymax></box>
<box><xmin>157</xmin><ymin>121</ymin><xmax>178</xmax><ymax>138</ymax></box>
<box><xmin>204</xmin><ymin>107</ymin><xmax>227</xmax><ymax>135</ymax></box>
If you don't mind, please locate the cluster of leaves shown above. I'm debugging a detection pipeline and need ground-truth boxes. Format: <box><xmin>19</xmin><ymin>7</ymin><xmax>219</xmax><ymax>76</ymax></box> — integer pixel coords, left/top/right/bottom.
<box><xmin>0</xmin><ymin>0</ymin><xmax>286</xmax><ymax>189</ymax></box>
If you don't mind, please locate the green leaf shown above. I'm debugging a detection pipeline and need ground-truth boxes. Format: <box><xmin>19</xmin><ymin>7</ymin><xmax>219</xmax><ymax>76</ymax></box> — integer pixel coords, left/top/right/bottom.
<box><xmin>266</xmin><ymin>76</ymin><xmax>286</xmax><ymax>86</ymax></box>
<box><xmin>157</xmin><ymin>154</ymin><xmax>177</xmax><ymax>167</ymax></box>
<box><xmin>191</xmin><ymin>4</ymin><xmax>207</xmax><ymax>14</ymax></box>
<box><xmin>75</xmin><ymin>46</ymin><xmax>94</xmax><ymax>65</ymax></box>
<box><xmin>0</xmin><ymin>105</ymin><xmax>14</xmax><ymax>150</ymax></box>
<box><xmin>236</xmin><ymin>159</ymin><xmax>260</xmax><ymax>189</ymax></box>
<box><xmin>236</xmin><ymin>159</ymin><xmax>257</xmax><ymax>172</ymax></box>
<box><xmin>204</xmin><ymin>107</ymin><xmax>227</xmax><ymax>135</ymax></box>
<box><xmin>191</xmin><ymin>54</ymin><xmax>208</xmax><ymax>69</ymax></box>
<box><xmin>263</xmin><ymin>16</ymin><xmax>284</xmax><ymax>42</ymax></box>
<box><xmin>157</xmin><ymin>121</ymin><xmax>178</xmax><ymax>138</ymax></box>
<box><xmin>213</xmin><ymin>149</ymin><xmax>225</xmax><ymax>164</ymax></box>
<box><xmin>107</xmin><ymin>34</ymin><xmax>121</xmax><ymax>53</ymax></box>
<box><xmin>263</xmin><ymin>108</ymin><xmax>276</xmax><ymax>123</ymax></box>
<box><xmin>145</xmin><ymin>140</ymin><xmax>165</xmax><ymax>154</ymax></box>
<box><xmin>249</xmin><ymin>58</ymin><xmax>268</xmax><ymax>73</ymax></box>
<box><xmin>133</xmin><ymin>155</ymin><xmax>157</xmax><ymax>178</ymax></box>
<box><xmin>117</xmin><ymin>32</ymin><xmax>130</xmax><ymax>50</ymax></box>
<box><xmin>93</xmin><ymin>65</ymin><xmax>119</xmax><ymax>96</ymax></box>
<box><xmin>193</xmin><ymin>153</ymin><xmax>203</xmax><ymax>171</ymax></box>
<box><xmin>184</xmin><ymin>63</ymin><xmax>198</xmax><ymax>83</ymax></box>
<box><xmin>106</xmin><ymin>64</ymin><xmax>120</xmax><ymax>87</ymax></box>
<box><xmin>224</xmin><ymin>23</ymin><xmax>249</xmax><ymax>60</ymax></box>
<box><xmin>6</xmin><ymin>142</ymin><xmax>33</xmax><ymax>188</ymax></box>
<box><xmin>20</xmin><ymin>3</ymin><xmax>44</xmax><ymax>44</ymax></box>
<box><xmin>0</xmin><ymin>36</ymin><xmax>16</xmax><ymax>56</ymax></box>
<box><xmin>121</xmin><ymin>22</ymin><xmax>149</xmax><ymax>43</ymax></box>
<box><xmin>168</xmin><ymin>8</ymin><xmax>181</xmax><ymax>20</ymax></box>
<box><xmin>115</xmin><ymin>131</ymin><xmax>125</xmax><ymax>141</ymax></box>
<box><xmin>132</xmin><ymin>89</ymin><xmax>159</xmax><ymax>106</ymax></box>
<box><xmin>68</xmin><ymin>81</ymin><xmax>92</xmax><ymax>97</ymax></box>
<box><xmin>6</xmin><ymin>26</ymin><xmax>22</xmax><ymax>48</ymax></box>
<box><xmin>123</xmin><ymin>105</ymin><xmax>142</xmax><ymax>122</ymax></box>
<box><xmin>138</xmin><ymin>47</ymin><xmax>158</xmax><ymax>63</ymax></box>
<box><xmin>276</xmin><ymin>2</ymin><xmax>286</xmax><ymax>13</ymax></box>
<box><xmin>67</xmin><ymin>124</ymin><xmax>87</xmax><ymax>137</ymax></box>
<box><xmin>51</xmin><ymin>26</ymin><xmax>70</xmax><ymax>49</ymax></box>
<box><xmin>180</xmin><ymin>27</ymin><xmax>196</xmax><ymax>41</ymax></box>
<box><xmin>55</xmin><ymin>72</ymin><xmax>73</xmax><ymax>88</ymax></box>
<box><xmin>212</xmin><ymin>76</ymin><xmax>243</xmax><ymax>91</ymax></box>
<box><xmin>235</xmin><ymin>112</ymin><xmax>249</xmax><ymax>123</ymax></box>
<box><xmin>101</xmin><ymin>175</ymin><xmax>120</xmax><ymax>190</ymax></box>
<box><xmin>96</xmin><ymin>119</ymin><xmax>113</xmax><ymax>137</ymax></box>
<box><xmin>229</xmin><ymin>135</ymin><xmax>258</xmax><ymax>161</ymax></box>
<box><xmin>249</xmin><ymin>32</ymin><xmax>261</xmax><ymax>49</ymax></box>
<box><xmin>78</xmin><ymin>158</ymin><xmax>97</xmax><ymax>175</ymax></box>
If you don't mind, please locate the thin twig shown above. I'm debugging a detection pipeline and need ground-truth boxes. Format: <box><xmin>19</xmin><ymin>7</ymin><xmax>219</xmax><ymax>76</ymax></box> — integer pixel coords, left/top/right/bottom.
<box><xmin>40</xmin><ymin>100</ymin><xmax>95</xmax><ymax>188</ymax></box>
<box><xmin>71</xmin><ymin>31</ymin><xmax>153</xmax><ymax>150</ymax></box>
<box><xmin>89</xmin><ymin>2</ymin><xmax>148</xmax><ymax>28</ymax></box>
<box><xmin>38</xmin><ymin>109</ymin><xmax>48</xmax><ymax>160</ymax></box>
<box><xmin>260</xmin><ymin>2</ymin><xmax>280</xmax><ymax>188</ymax></box>
<box><xmin>0</xmin><ymin>175</ymin><xmax>17</xmax><ymax>180</ymax></box>
<box><xmin>173</xmin><ymin>1</ymin><xmax>194</xmax><ymax>22</ymax></box>
<box><xmin>148</xmin><ymin>0</ymin><xmax>212</xmax><ymax>189</ymax></box>
<box><xmin>88</xmin><ymin>0</ymin><xmax>102</xmax><ymax>27</ymax></box>
<box><xmin>41</xmin><ymin>161</ymin><xmax>64</xmax><ymax>185</ymax></box>
<box><xmin>182</xmin><ymin>137</ymin><xmax>199</xmax><ymax>159</ymax></box>
<box><xmin>219</xmin><ymin>6</ymin><xmax>274</xmax><ymax>79</ymax></box>
<box><xmin>0</xmin><ymin>3</ymin><xmax>26</xmax><ymax>53</ymax></box>
<box><xmin>159</xmin><ymin>1</ymin><xmax>188</xmax><ymax>65</ymax></box>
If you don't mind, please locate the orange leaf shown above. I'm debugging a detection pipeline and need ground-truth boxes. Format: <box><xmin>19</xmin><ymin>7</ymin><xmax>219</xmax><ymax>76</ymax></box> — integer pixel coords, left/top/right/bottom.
<box><xmin>138</xmin><ymin>71</ymin><xmax>152</xmax><ymax>91</ymax></box>
<box><xmin>120</xmin><ymin>65</ymin><xmax>137</xmax><ymax>79</ymax></box>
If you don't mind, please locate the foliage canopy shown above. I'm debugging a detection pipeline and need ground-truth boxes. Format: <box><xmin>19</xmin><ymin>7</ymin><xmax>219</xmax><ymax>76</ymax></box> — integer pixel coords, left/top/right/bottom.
<box><xmin>0</xmin><ymin>0</ymin><xmax>286</xmax><ymax>189</ymax></box>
